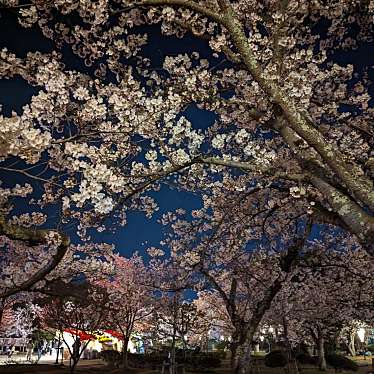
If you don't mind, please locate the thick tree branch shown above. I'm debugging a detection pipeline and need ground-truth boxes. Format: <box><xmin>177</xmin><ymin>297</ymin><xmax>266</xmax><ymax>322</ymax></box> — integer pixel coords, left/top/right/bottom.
<box><xmin>309</xmin><ymin>175</ymin><xmax>374</xmax><ymax>255</ymax></box>
<box><xmin>245</xmin><ymin>222</ymin><xmax>311</xmax><ymax>339</ymax></box>
<box><xmin>274</xmin><ymin>120</ymin><xmax>374</xmax><ymax>252</ymax></box>
<box><xmin>217</xmin><ymin>3</ymin><xmax>374</xmax><ymax>211</ymax></box>
<box><xmin>195</xmin><ymin>155</ymin><xmax>307</xmax><ymax>182</ymax></box>
<box><xmin>0</xmin><ymin>215</ymin><xmax>70</xmax><ymax>299</ymax></box>
<box><xmin>115</xmin><ymin>0</ymin><xmax>223</xmax><ymax>24</ymax></box>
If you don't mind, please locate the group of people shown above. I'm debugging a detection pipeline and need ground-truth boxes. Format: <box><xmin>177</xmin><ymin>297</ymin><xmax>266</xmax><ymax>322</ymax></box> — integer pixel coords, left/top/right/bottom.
<box><xmin>26</xmin><ymin>340</ymin><xmax>53</xmax><ymax>362</ymax></box>
<box><xmin>1</xmin><ymin>339</ymin><xmax>50</xmax><ymax>363</ymax></box>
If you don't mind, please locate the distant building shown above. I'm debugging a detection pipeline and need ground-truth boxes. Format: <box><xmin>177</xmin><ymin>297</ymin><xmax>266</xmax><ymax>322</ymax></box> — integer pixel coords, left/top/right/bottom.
<box><xmin>58</xmin><ymin>329</ymin><xmax>139</xmax><ymax>360</ymax></box>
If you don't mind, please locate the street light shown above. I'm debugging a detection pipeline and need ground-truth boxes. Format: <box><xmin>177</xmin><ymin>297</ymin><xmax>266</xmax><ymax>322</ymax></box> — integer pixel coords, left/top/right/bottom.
<box><xmin>357</xmin><ymin>328</ymin><xmax>365</xmax><ymax>343</ymax></box>
<box><xmin>259</xmin><ymin>335</ymin><xmax>271</xmax><ymax>354</ymax></box>
<box><xmin>357</xmin><ymin>328</ymin><xmax>367</xmax><ymax>360</ymax></box>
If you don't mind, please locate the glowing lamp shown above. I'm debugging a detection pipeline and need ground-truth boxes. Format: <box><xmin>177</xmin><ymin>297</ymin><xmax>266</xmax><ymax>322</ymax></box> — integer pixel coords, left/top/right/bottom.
<box><xmin>357</xmin><ymin>328</ymin><xmax>365</xmax><ymax>343</ymax></box>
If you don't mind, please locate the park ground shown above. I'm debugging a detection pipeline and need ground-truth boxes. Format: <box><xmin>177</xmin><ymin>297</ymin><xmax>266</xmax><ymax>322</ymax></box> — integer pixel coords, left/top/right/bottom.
<box><xmin>0</xmin><ymin>356</ymin><xmax>373</xmax><ymax>374</ymax></box>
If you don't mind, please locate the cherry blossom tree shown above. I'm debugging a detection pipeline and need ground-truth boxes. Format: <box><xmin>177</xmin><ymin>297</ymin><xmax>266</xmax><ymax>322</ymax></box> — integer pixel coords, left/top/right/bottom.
<box><xmin>194</xmin><ymin>290</ymin><xmax>238</xmax><ymax>364</ymax></box>
<box><xmin>94</xmin><ymin>253</ymin><xmax>152</xmax><ymax>368</ymax></box>
<box><xmin>0</xmin><ymin>207</ymin><xmax>70</xmax><ymax>299</ymax></box>
<box><xmin>0</xmin><ymin>225</ymin><xmax>114</xmax><ymax>311</ymax></box>
<box><xmin>40</xmin><ymin>285</ymin><xmax>108</xmax><ymax>374</ymax></box>
<box><xmin>149</xmin><ymin>291</ymin><xmax>201</xmax><ymax>371</ymax></box>
<box><xmin>340</xmin><ymin>321</ymin><xmax>365</xmax><ymax>357</ymax></box>
<box><xmin>0</xmin><ymin>0</ymin><xmax>372</xmax><ymax>273</ymax></box>
<box><xmin>159</xmin><ymin>185</ymin><xmax>313</xmax><ymax>373</ymax></box>
<box><xmin>0</xmin><ymin>2</ymin><xmax>374</xmax><ymax>370</ymax></box>
<box><xmin>267</xmin><ymin>235</ymin><xmax>374</xmax><ymax>371</ymax></box>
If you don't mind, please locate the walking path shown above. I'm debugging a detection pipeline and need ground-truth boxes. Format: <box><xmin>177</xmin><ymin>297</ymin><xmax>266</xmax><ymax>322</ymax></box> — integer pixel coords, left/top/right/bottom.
<box><xmin>0</xmin><ymin>352</ymin><xmax>104</xmax><ymax>367</ymax></box>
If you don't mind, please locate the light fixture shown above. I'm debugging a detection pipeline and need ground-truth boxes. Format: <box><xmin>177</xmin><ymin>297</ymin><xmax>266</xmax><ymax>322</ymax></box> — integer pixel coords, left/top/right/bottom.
<box><xmin>357</xmin><ymin>328</ymin><xmax>365</xmax><ymax>343</ymax></box>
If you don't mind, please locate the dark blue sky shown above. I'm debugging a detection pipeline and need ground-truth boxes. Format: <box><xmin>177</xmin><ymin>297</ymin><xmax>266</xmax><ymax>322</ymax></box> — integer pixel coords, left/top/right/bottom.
<box><xmin>1</xmin><ymin>10</ymin><xmax>373</xmax><ymax>257</ymax></box>
<box><xmin>0</xmin><ymin>12</ymin><xmax>214</xmax><ymax>257</ymax></box>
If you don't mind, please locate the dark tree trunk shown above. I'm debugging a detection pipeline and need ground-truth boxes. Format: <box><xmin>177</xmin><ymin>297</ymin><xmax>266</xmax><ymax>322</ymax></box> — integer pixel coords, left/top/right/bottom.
<box><xmin>235</xmin><ymin>342</ymin><xmax>252</xmax><ymax>374</ymax></box>
<box><xmin>170</xmin><ymin>321</ymin><xmax>177</xmax><ymax>374</ymax></box>
<box><xmin>283</xmin><ymin>315</ymin><xmax>299</xmax><ymax>374</ymax></box>
<box><xmin>70</xmin><ymin>356</ymin><xmax>79</xmax><ymax>374</ymax></box>
<box><xmin>230</xmin><ymin>342</ymin><xmax>239</xmax><ymax>369</ymax></box>
<box><xmin>181</xmin><ymin>335</ymin><xmax>188</xmax><ymax>359</ymax></box>
<box><xmin>0</xmin><ymin>302</ymin><xmax>4</xmax><ymax>329</ymax></box>
<box><xmin>122</xmin><ymin>336</ymin><xmax>130</xmax><ymax>368</ymax></box>
<box><xmin>317</xmin><ymin>335</ymin><xmax>327</xmax><ymax>371</ymax></box>
<box><xmin>55</xmin><ymin>336</ymin><xmax>61</xmax><ymax>365</ymax></box>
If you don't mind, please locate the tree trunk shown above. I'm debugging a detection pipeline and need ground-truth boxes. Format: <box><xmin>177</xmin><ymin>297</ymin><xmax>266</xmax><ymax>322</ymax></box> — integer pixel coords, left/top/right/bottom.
<box><xmin>181</xmin><ymin>335</ymin><xmax>187</xmax><ymax>360</ymax></box>
<box><xmin>221</xmin><ymin>9</ymin><xmax>374</xmax><ymax>214</ymax></box>
<box><xmin>70</xmin><ymin>358</ymin><xmax>78</xmax><ymax>374</ymax></box>
<box><xmin>122</xmin><ymin>336</ymin><xmax>130</xmax><ymax>368</ymax></box>
<box><xmin>278</xmin><ymin>124</ymin><xmax>374</xmax><ymax>254</ymax></box>
<box><xmin>55</xmin><ymin>336</ymin><xmax>61</xmax><ymax>365</ymax></box>
<box><xmin>171</xmin><ymin>325</ymin><xmax>176</xmax><ymax>374</ymax></box>
<box><xmin>0</xmin><ymin>300</ymin><xmax>4</xmax><ymax>329</ymax></box>
<box><xmin>283</xmin><ymin>316</ymin><xmax>299</xmax><ymax>374</ymax></box>
<box><xmin>235</xmin><ymin>342</ymin><xmax>252</xmax><ymax>374</ymax></box>
<box><xmin>230</xmin><ymin>342</ymin><xmax>239</xmax><ymax>369</ymax></box>
<box><xmin>348</xmin><ymin>332</ymin><xmax>356</xmax><ymax>357</ymax></box>
<box><xmin>317</xmin><ymin>336</ymin><xmax>327</xmax><ymax>371</ymax></box>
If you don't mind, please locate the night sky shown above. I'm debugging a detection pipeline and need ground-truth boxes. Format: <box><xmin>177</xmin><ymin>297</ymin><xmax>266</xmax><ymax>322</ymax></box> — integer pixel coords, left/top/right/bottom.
<box><xmin>0</xmin><ymin>12</ymin><xmax>215</xmax><ymax>257</ymax></box>
<box><xmin>1</xmin><ymin>10</ymin><xmax>373</xmax><ymax>257</ymax></box>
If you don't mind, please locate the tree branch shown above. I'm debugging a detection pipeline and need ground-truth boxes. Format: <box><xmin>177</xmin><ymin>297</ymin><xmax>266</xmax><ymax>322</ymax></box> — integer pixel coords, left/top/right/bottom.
<box><xmin>114</xmin><ymin>0</ymin><xmax>223</xmax><ymax>24</ymax></box>
<box><xmin>0</xmin><ymin>215</ymin><xmax>70</xmax><ymax>299</ymax></box>
<box><xmin>195</xmin><ymin>155</ymin><xmax>307</xmax><ymax>182</ymax></box>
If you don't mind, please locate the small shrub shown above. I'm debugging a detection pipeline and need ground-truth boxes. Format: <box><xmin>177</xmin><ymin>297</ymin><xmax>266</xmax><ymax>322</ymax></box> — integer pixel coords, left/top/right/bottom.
<box><xmin>367</xmin><ymin>345</ymin><xmax>374</xmax><ymax>353</ymax></box>
<box><xmin>325</xmin><ymin>354</ymin><xmax>358</xmax><ymax>372</ymax></box>
<box><xmin>128</xmin><ymin>352</ymin><xmax>167</xmax><ymax>368</ymax></box>
<box><xmin>100</xmin><ymin>350</ymin><xmax>121</xmax><ymax>361</ymax></box>
<box><xmin>187</xmin><ymin>353</ymin><xmax>221</xmax><ymax>369</ymax></box>
<box><xmin>127</xmin><ymin>351</ymin><xmax>221</xmax><ymax>370</ymax></box>
<box><xmin>99</xmin><ymin>350</ymin><xmax>121</xmax><ymax>366</ymax></box>
<box><xmin>296</xmin><ymin>352</ymin><xmax>318</xmax><ymax>365</ymax></box>
<box><xmin>210</xmin><ymin>349</ymin><xmax>226</xmax><ymax>360</ymax></box>
<box><xmin>264</xmin><ymin>350</ymin><xmax>287</xmax><ymax>368</ymax></box>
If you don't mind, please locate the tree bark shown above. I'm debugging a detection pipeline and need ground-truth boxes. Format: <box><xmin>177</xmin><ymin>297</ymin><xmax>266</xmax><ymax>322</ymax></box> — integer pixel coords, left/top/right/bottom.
<box><xmin>235</xmin><ymin>341</ymin><xmax>252</xmax><ymax>374</ymax></box>
<box><xmin>0</xmin><ymin>215</ymin><xmax>70</xmax><ymax>298</ymax></box>
<box><xmin>277</xmin><ymin>124</ymin><xmax>374</xmax><ymax>254</ymax></box>
<box><xmin>283</xmin><ymin>315</ymin><xmax>300</xmax><ymax>374</ymax></box>
<box><xmin>0</xmin><ymin>299</ymin><xmax>4</xmax><ymax>329</ymax></box>
<box><xmin>230</xmin><ymin>342</ymin><xmax>239</xmax><ymax>369</ymax></box>
<box><xmin>348</xmin><ymin>332</ymin><xmax>356</xmax><ymax>357</ymax></box>
<box><xmin>317</xmin><ymin>335</ymin><xmax>327</xmax><ymax>371</ymax></box>
<box><xmin>219</xmin><ymin>6</ymin><xmax>374</xmax><ymax>212</ymax></box>
<box><xmin>122</xmin><ymin>335</ymin><xmax>130</xmax><ymax>368</ymax></box>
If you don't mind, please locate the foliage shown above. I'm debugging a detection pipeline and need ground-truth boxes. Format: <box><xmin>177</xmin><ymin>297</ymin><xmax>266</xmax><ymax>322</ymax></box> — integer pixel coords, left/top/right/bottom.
<box><xmin>184</xmin><ymin>353</ymin><xmax>222</xmax><ymax>369</ymax></box>
<box><xmin>32</xmin><ymin>329</ymin><xmax>55</xmax><ymax>342</ymax></box>
<box><xmin>296</xmin><ymin>353</ymin><xmax>318</xmax><ymax>366</ymax></box>
<box><xmin>1</xmin><ymin>1</ymin><xmax>374</xmax><ymax>372</ymax></box>
<box><xmin>264</xmin><ymin>350</ymin><xmax>288</xmax><ymax>368</ymax></box>
<box><xmin>125</xmin><ymin>351</ymin><xmax>222</xmax><ymax>370</ymax></box>
<box><xmin>99</xmin><ymin>350</ymin><xmax>122</xmax><ymax>364</ymax></box>
<box><xmin>127</xmin><ymin>352</ymin><xmax>168</xmax><ymax>368</ymax></box>
<box><xmin>1</xmin><ymin>0</ymin><xmax>374</xmax><ymax>303</ymax></box>
<box><xmin>325</xmin><ymin>354</ymin><xmax>359</xmax><ymax>372</ymax></box>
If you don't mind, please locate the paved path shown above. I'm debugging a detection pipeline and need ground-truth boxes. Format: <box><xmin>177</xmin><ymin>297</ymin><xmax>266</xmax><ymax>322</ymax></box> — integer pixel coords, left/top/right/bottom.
<box><xmin>0</xmin><ymin>353</ymin><xmax>104</xmax><ymax>367</ymax></box>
